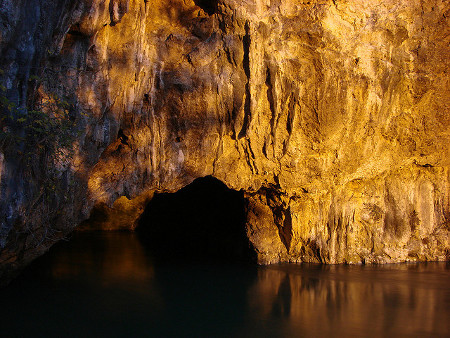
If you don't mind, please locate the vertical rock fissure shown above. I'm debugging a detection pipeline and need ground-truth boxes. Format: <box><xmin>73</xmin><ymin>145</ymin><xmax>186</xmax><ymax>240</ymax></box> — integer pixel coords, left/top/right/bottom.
<box><xmin>266</xmin><ymin>65</ymin><xmax>276</xmax><ymax>138</ymax></box>
<box><xmin>280</xmin><ymin>206</ymin><xmax>293</xmax><ymax>252</ymax></box>
<box><xmin>239</xmin><ymin>21</ymin><xmax>252</xmax><ymax>139</ymax></box>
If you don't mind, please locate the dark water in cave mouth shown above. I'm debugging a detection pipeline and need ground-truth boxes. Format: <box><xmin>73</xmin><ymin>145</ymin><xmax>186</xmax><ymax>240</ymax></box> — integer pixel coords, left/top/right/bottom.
<box><xmin>0</xmin><ymin>232</ymin><xmax>449</xmax><ymax>338</ymax></box>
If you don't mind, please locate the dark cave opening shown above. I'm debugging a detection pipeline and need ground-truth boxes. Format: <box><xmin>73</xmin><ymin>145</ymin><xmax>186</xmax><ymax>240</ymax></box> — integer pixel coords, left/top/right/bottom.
<box><xmin>193</xmin><ymin>0</ymin><xmax>218</xmax><ymax>16</ymax></box>
<box><xmin>136</xmin><ymin>176</ymin><xmax>256</xmax><ymax>263</ymax></box>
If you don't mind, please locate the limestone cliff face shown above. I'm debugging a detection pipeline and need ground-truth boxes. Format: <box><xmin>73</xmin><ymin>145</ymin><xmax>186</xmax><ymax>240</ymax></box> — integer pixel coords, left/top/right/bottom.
<box><xmin>0</xmin><ymin>0</ymin><xmax>449</xmax><ymax>278</ymax></box>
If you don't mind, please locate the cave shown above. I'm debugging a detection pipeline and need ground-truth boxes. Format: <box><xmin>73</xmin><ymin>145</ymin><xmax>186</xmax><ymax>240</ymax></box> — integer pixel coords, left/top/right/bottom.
<box><xmin>1</xmin><ymin>0</ymin><xmax>449</xmax><ymax>286</ymax></box>
<box><xmin>136</xmin><ymin>176</ymin><xmax>256</xmax><ymax>263</ymax></box>
<box><xmin>193</xmin><ymin>0</ymin><xmax>218</xmax><ymax>15</ymax></box>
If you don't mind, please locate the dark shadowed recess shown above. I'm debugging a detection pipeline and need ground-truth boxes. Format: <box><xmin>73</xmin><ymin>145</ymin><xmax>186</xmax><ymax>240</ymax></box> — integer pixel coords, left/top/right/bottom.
<box><xmin>136</xmin><ymin>176</ymin><xmax>256</xmax><ymax>263</ymax></box>
<box><xmin>193</xmin><ymin>0</ymin><xmax>218</xmax><ymax>15</ymax></box>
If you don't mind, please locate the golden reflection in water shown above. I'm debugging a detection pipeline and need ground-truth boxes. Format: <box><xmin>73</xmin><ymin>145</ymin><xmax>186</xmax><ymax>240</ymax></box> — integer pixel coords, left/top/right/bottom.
<box><xmin>10</xmin><ymin>232</ymin><xmax>449</xmax><ymax>337</ymax></box>
<box><xmin>247</xmin><ymin>264</ymin><xmax>449</xmax><ymax>337</ymax></box>
<box><xmin>47</xmin><ymin>232</ymin><xmax>154</xmax><ymax>287</ymax></box>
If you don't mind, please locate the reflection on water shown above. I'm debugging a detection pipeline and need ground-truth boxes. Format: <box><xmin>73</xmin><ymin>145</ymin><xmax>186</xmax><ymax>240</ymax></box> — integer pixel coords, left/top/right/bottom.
<box><xmin>246</xmin><ymin>264</ymin><xmax>450</xmax><ymax>337</ymax></box>
<box><xmin>41</xmin><ymin>232</ymin><xmax>154</xmax><ymax>286</ymax></box>
<box><xmin>1</xmin><ymin>232</ymin><xmax>449</xmax><ymax>337</ymax></box>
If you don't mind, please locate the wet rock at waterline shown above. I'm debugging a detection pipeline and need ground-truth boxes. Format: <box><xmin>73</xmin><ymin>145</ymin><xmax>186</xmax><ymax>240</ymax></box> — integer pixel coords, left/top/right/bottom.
<box><xmin>0</xmin><ymin>0</ymin><xmax>449</xmax><ymax>282</ymax></box>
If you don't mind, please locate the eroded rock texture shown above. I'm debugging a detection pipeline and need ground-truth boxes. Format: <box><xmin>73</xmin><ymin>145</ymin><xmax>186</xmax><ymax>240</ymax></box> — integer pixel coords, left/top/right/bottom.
<box><xmin>0</xmin><ymin>0</ymin><xmax>449</xmax><ymax>279</ymax></box>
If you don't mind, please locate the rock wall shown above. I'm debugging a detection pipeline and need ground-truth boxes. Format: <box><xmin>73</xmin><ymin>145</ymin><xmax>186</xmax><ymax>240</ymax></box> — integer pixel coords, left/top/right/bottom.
<box><xmin>0</xmin><ymin>0</ymin><xmax>449</xmax><ymax>280</ymax></box>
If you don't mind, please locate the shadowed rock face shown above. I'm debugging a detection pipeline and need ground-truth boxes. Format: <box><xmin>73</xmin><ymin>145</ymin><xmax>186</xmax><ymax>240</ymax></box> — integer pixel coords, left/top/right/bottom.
<box><xmin>0</xmin><ymin>0</ymin><xmax>449</xmax><ymax>280</ymax></box>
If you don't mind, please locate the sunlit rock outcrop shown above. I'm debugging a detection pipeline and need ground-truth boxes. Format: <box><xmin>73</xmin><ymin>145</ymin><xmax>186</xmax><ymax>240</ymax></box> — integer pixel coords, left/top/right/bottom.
<box><xmin>0</xmin><ymin>0</ymin><xmax>449</xmax><ymax>280</ymax></box>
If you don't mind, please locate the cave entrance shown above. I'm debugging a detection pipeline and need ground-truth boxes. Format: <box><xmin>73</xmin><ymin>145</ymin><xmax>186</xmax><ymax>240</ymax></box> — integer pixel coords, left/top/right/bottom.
<box><xmin>193</xmin><ymin>0</ymin><xmax>218</xmax><ymax>16</ymax></box>
<box><xmin>136</xmin><ymin>176</ymin><xmax>255</xmax><ymax>263</ymax></box>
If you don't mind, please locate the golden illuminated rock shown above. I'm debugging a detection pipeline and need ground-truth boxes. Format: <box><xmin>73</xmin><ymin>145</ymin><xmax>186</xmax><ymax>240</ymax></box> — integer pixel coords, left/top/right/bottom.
<box><xmin>0</xmin><ymin>0</ymin><xmax>449</xmax><ymax>279</ymax></box>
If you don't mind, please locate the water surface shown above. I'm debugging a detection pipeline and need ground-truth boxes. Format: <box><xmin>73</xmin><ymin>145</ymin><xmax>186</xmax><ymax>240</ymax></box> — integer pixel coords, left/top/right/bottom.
<box><xmin>1</xmin><ymin>232</ymin><xmax>449</xmax><ymax>337</ymax></box>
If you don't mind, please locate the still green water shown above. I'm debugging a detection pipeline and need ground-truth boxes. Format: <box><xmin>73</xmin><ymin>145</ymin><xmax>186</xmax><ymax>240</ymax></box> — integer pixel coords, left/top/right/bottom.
<box><xmin>1</xmin><ymin>232</ymin><xmax>449</xmax><ymax>337</ymax></box>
